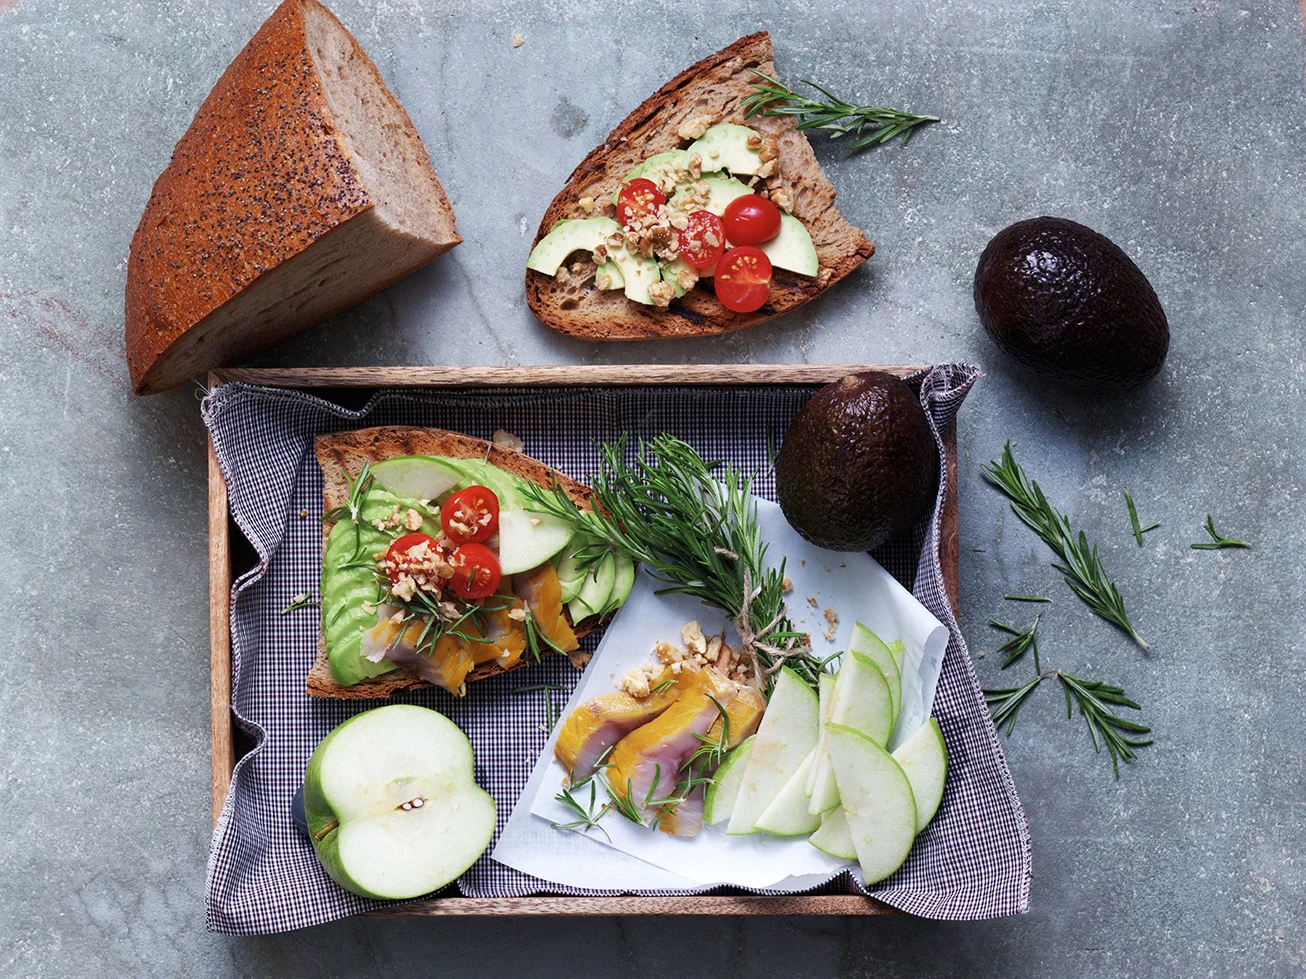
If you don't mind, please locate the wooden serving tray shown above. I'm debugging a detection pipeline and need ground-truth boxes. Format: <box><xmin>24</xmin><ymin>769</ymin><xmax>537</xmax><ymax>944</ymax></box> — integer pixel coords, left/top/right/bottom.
<box><xmin>206</xmin><ymin>364</ymin><xmax>960</xmax><ymax>917</ymax></box>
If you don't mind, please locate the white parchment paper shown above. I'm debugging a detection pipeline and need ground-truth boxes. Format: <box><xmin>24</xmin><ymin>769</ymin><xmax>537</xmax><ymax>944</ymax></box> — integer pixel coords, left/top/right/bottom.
<box><xmin>491</xmin><ymin>497</ymin><xmax>949</xmax><ymax>891</ymax></box>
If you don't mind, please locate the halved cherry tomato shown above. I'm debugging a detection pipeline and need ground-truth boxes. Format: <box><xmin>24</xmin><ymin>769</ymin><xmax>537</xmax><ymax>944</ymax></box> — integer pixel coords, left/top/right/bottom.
<box><xmin>441</xmin><ymin>485</ymin><xmax>499</xmax><ymax>544</ymax></box>
<box><xmin>448</xmin><ymin>542</ymin><xmax>501</xmax><ymax>600</ymax></box>
<box><xmin>384</xmin><ymin>533</ymin><xmax>443</xmax><ymax>585</ymax></box>
<box><xmin>616</xmin><ymin>177</ymin><xmax>665</xmax><ymax>227</ymax></box>
<box><xmin>722</xmin><ymin>194</ymin><xmax>781</xmax><ymax>246</ymax></box>
<box><xmin>678</xmin><ymin>210</ymin><xmax>727</xmax><ymax>270</ymax></box>
<box><xmin>714</xmin><ymin>246</ymin><xmax>773</xmax><ymax>313</ymax></box>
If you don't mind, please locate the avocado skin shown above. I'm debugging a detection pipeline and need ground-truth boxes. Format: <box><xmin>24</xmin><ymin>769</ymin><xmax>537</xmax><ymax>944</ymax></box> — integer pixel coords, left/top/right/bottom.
<box><xmin>776</xmin><ymin>371</ymin><xmax>938</xmax><ymax>552</ymax></box>
<box><xmin>974</xmin><ymin>216</ymin><xmax>1169</xmax><ymax>392</ymax></box>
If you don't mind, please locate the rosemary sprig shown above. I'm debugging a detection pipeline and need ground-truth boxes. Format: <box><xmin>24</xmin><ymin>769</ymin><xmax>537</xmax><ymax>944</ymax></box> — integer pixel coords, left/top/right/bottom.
<box><xmin>983</xmin><ymin>669</ymin><xmax>1152</xmax><ymax>776</ymax></box>
<box><xmin>600</xmin><ymin>771</ymin><xmax>647</xmax><ymax>826</ymax></box>
<box><xmin>281</xmin><ymin>592</ymin><xmax>319</xmax><ymax>614</ymax></box>
<box><xmin>1004</xmin><ymin>594</ymin><xmax>1050</xmax><ymax>604</ymax></box>
<box><xmin>989</xmin><ymin>616</ymin><xmax>1041</xmax><ymax>671</ymax></box>
<box><xmin>1058</xmin><ymin>672</ymin><xmax>1153</xmax><ymax>776</ymax></box>
<box><xmin>982</xmin><ymin>443</ymin><xmax>1147</xmax><ymax>649</ymax></box>
<box><xmin>552</xmin><ymin>776</ymin><xmax>611</xmax><ymax>841</ymax></box>
<box><xmin>1123</xmin><ymin>488</ymin><xmax>1160</xmax><ymax>546</ymax></box>
<box><xmin>1191</xmin><ymin>514</ymin><xmax>1250</xmax><ymax>550</ymax></box>
<box><xmin>742</xmin><ymin>70</ymin><xmax>939</xmax><ymax>150</ymax></box>
<box><xmin>649</xmin><ymin>677</ymin><xmax>675</xmax><ymax>696</ymax></box>
<box><xmin>322</xmin><ymin>463</ymin><xmax>375</xmax><ymax>562</ymax></box>
<box><xmin>519</xmin><ymin>434</ymin><xmax>820</xmax><ymax>692</ymax></box>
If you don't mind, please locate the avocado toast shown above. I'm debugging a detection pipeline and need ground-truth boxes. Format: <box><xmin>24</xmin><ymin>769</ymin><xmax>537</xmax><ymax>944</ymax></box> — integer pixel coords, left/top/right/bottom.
<box><xmin>525</xmin><ymin>32</ymin><xmax>874</xmax><ymax>340</ymax></box>
<box><xmin>310</xmin><ymin>426</ymin><xmax>630</xmax><ymax>699</ymax></box>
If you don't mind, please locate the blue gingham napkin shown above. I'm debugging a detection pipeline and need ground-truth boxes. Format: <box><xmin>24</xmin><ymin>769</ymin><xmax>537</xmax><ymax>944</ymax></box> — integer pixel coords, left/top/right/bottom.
<box><xmin>200</xmin><ymin>365</ymin><xmax>1030</xmax><ymax>935</ymax></box>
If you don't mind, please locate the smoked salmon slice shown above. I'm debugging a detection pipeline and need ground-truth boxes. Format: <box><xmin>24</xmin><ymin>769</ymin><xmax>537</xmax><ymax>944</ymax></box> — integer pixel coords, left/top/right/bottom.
<box><xmin>605</xmin><ymin>667</ymin><xmax>740</xmax><ymax>833</ymax></box>
<box><xmin>554</xmin><ymin>666</ymin><xmax>695</xmax><ymax>780</ymax></box>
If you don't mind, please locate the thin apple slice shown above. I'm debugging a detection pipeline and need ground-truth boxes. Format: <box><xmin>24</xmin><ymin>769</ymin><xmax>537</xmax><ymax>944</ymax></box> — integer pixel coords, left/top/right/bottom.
<box><xmin>886</xmin><ymin>638</ymin><xmax>906</xmax><ymax>672</ymax></box>
<box><xmin>825</xmin><ymin>723</ymin><xmax>918</xmax><ymax>885</ymax></box>
<box><xmin>726</xmin><ymin>667</ymin><xmax>819</xmax><ymax>835</ymax></box>
<box><xmin>497</xmin><ymin>509</ymin><xmax>574</xmax><ymax>575</ymax></box>
<box><xmin>370</xmin><ymin>456</ymin><xmax>462</xmax><ymax>502</ymax></box>
<box><xmin>703</xmin><ymin>735</ymin><xmax>754</xmax><ymax>825</ymax></box>
<box><xmin>808</xmin><ymin>806</ymin><xmax>856</xmax><ymax>861</ymax></box>
<box><xmin>606</xmin><ymin>552</ymin><xmax>636</xmax><ymax>613</ymax></box>
<box><xmin>891</xmin><ymin>718</ymin><xmax>948</xmax><ymax>833</ymax></box>
<box><xmin>807</xmin><ymin>672</ymin><xmax>840</xmax><ymax>815</ymax></box>
<box><xmin>304</xmin><ymin>704</ymin><xmax>495</xmax><ymax>900</ymax></box>
<box><xmin>829</xmin><ymin>651</ymin><xmax>894</xmax><ymax>747</ymax></box>
<box><xmin>755</xmin><ymin>747</ymin><xmax>821</xmax><ymax>836</ymax></box>
<box><xmin>849</xmin><ymin>622</ymin><xmax>902</xmax><ymax>725</ymax></box>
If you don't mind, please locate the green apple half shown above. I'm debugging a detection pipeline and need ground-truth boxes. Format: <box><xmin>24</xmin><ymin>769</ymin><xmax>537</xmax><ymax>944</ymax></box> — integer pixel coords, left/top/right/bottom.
<box><xmin>304</xmin><ymin>704</ymin><xmax>495</xmax><ymax>900</ymax></box>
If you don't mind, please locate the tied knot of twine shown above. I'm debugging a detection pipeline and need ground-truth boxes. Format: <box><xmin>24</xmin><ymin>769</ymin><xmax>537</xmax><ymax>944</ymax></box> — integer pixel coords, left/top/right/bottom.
<box><xmin>716</xmin><ymin>547</ymin><xmax>805</xmax><ymax>680</ymax></box>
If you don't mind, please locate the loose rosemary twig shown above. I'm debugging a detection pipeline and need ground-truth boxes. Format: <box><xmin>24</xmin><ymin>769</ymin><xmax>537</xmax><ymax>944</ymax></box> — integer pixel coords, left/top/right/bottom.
<box><xmin>989</xmin><ymin>616</ymin><xmax>1041</xmax><ymax>671</ymax></box>
<box><xmin>519</xmin><ymin>434</ymin><xmax>820</xmax><ymax>692</ymax></box>
<box><xmin>982</xmin><ymin>443</ymin><xmax>1147</xmax><ymax>649</ymax></box>
<box><xmin>552</xmin><ymin>776</ymin><xmax>612</xmax><ymax>841</ymax></box>
<box><xmin>985</xmin><ymin>669</ymin><xmax>1152</xmax><ymax>776</ymax></box>
<box><xmin>1191</xmin><ymin>515</ymin><xmax>1250</xmax><ymax>550</ymax></box>
<box><xmin>743</xmin><ymin>70</ymin><xmax>939</xmax><ymax>150</ymax></box>
<box><xmin>281</xmin><ymin>593</ymin><xmax>319</xmax><ymax>614</ymax></box>
<box><xmin>1123</xmin><ymin>488</ymin><xmax>1160</xmax><ymax>546</ymax></box>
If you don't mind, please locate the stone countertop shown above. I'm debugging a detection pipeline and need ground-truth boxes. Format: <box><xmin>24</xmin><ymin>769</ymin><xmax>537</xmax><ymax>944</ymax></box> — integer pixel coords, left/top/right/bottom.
<box><xmin>1</xmin><ymin>0</ymin><xmax>1303</xmax><ymax>975</ymax></box>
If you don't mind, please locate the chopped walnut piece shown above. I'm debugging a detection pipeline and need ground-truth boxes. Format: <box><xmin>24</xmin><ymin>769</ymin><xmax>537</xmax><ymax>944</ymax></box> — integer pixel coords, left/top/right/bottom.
<box><xmin>655</xmin><ymin>640</ymin><xmax>684</xmax><ymax>664</ymax></box>
<box><xmin>681</xmin><ymin>620</ymin><xmax>707</xmax><ymax>656</ymax></box>
<box><xmin>578</xmin><ymin>196</ymin><xmax>596</xmax><ymax>214</ymax></box>
<box><xmin>782</xmin><ymin>575</ymin><xmax>793</xmax><ymax>592</ymax></box>
<box><xmin>758</xmin><ymin>135</ymin><xmax>779</xmax><ymax>163</ymax></box>
<box><xmin>823</xmin><ymin>607</ymin><xmax>839</xmax><ymax>625</ymax></box>
<box><xmin>391</xmin><ymin>575</ymin><xmax>417</xmax><ymax>602</ymax></box>
<box><xmin>648</xmin><ymin>280</ymin><xmax>676</xmax><ymax>307</ymax></box>
<box><xmin>677</xmin><ymin>114</ymin><xmax>716</xmax><ymax>140</ymax></box>
<box><xmin>620</xmin><ymin>667</ymin><xmax>651</xmax><ymax>699</ymax></box>
<box><xmin>512</xmin><ymin>33</ymin><xmax>524</xmax><ymax>47</ymax></box>
<box><xmin>404</xmin><ymin>508</ymin><xmax>423</xmax><ymax>531</ymax></box>
<box><xmin>769</xmin><ymin>185</ymin><xmax>795</xmax><ymax>213</ymax></box>
<box><xmin>807</xmin><ymin>596</ymin><xmax>819</xmax><ymax>607</ymax></box>
<box><xmin>755</xmin><ymin>159</ymin><xmax>778</xmax><ymax>180</ymax></box>
<box><xmin>507</xmin><ymin>607</ymin><xmax>528</xmax><ymax>622</ymax></box>
<box><xmin>746</xmin><ymin>131</ymin><xmax>763</xmax><ymax>149</ymax></box>
<box><xmin>568</xmin><ymin>650</ymin><xmax>592</xmax><ymax>669</ymax></box>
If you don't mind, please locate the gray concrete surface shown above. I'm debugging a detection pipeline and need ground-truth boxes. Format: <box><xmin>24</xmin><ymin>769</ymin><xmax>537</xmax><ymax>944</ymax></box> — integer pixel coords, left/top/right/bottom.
<box><xmin>2</xmin><ymin>0</ymin><xmax>1304</xmax><ymax>975</ymax></box>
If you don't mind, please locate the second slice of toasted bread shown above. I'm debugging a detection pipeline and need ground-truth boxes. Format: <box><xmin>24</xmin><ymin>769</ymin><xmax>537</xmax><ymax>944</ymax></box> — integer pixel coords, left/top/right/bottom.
<box><xmin>308</xmin><ymin>426</ymin><xmax>601</xmax><ymax>700</ymax></box>
<box><xmin>525</xmin><ymin>32</ymin><xmax>874</xmax><ymax>341</ymax></box>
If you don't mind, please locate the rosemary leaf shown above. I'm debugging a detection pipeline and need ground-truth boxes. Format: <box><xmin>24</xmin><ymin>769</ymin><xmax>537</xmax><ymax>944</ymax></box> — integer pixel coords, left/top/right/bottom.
<box><xmin>1191</xmin><ymin>514</ymin><xmax>1250</xmax><ymax>550</ymax></box>
<box><xmin>1004</xmin><ymin>594</ymin><xmax>1051</xmax><ymax>604</ymax></box>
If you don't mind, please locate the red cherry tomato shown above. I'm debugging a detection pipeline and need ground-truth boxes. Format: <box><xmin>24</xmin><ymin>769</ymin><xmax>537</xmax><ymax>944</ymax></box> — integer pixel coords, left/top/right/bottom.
<box><xmin>441</xmin><ymin>485</ymin><xmax>499</xmax><ymax>544</ymax></box>
<box><xmin>714</xmin><ymin>246</ymin><xmax>773</xmax><ymax>313</ymax></box>
<box><xmin>616</xmin><ymin>178</ymin><xmax>666</xmax><ymax>227</ymax></box>
<box><xmin>677</xmin><ymin>210</ymin><xmax>727</xmax><ymax>270</ymax></box>
<box><xmin>722</xmin><ymin>194</ymin><xmax>781</xmax><ymax>246</ymax></box>
<box><xmin>448</xmin><ymin>542</ymin><xmax>501</xmax><ymax>600</ymax></box>
<box><xmin>384</xmin><ymin>533</ymin><xmax>442</xmax><ymax>585</ymax></box>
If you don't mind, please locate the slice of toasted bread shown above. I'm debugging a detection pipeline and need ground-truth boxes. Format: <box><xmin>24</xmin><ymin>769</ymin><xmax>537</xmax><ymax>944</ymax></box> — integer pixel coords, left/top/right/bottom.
<box><xmin>309</xmin><ymin>427</ymin><xmax>601</xmax><ymax>699</ymax></box>
<box><xmin>126</xmin><ymin>0</ymin><xmax>461</xmax><ymax>395</ymax></box>
<box><xmin>525</xmin><ymin>32</ymin><xmax>874</xmax><ymax>341</ymax></box>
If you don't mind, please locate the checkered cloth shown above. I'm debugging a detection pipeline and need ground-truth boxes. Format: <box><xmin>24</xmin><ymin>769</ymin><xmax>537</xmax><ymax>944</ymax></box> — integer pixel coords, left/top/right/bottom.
<box><xmin>201</xmin><ymin>365</ymin><xmax>1030</xmax><ymax>935</ymax></box>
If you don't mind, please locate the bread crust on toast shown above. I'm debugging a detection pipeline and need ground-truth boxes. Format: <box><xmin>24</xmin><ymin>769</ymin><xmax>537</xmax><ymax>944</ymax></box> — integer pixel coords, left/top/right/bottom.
<box><xmin>309</xmin><ymin>426</ymin><xmax>599</xmax><ymax>699</ymax></box>
<box><xmin>525</xmin><ymin>32</ymin><xmax>874</xmax><ymax>341</ymax></box>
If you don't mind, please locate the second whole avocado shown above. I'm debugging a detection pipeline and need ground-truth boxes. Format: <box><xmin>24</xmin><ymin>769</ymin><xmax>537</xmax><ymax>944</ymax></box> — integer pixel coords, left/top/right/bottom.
<box><xmin>776</xmin><ymin>371</ymin><xmax>938</xmax><ymax>552</ymax></box>
<box><xmin>974</xmin><ymin>216</ymin><xmax>1169</xmax><ymax>392</ymax></box>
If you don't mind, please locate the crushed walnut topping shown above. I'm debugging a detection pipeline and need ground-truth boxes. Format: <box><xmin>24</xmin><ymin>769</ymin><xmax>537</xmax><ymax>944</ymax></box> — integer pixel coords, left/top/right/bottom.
<box><xmin>404</xmin><ymin>508</ymin><xmax>424</xmax><ymax>531</ymax></box>
<box><xmin>507</xmin><ymin>606</ymin><xmax>528</xmax><ymax>622</ymax></box>
<box><xmin>782</xmin><ymin>575</ymin><xmax>793</xmax><ymax>592</ymax></box>
<box><xmin>648</xmin><ymin>280</ymin><xmax>676</xmax><ymax>308</ymax></box>
<box><xmin>823</xmin><ymin>607</ymin><xmax>839</xmax><ymax>625</ymax></box>
<box><xmin>677</xmin><ymin>114</ymin><xmax>716</xmax><ymax>140</ymax></box>
<box><xmin>578</xmin><ymin>195</ymin><xmax>596</xmax><ymax>214</ymax></box>
<box><xmin>769</xmin><ymin>185</ymin><xmax>795</xmax><ymax>213</ymax></box>
<box><xmin>492</xmin><ymin>429</ymin><xmax>524</xmax><ymax>451</ymax></box>
<box><xmin>746</xmin><ymin>131</ymin><xmax>763</xmax><ymax>150</ymax></box>
<box><xmin>807</xmin><ymin>596</ymin><xmax>819</xmax><ymax>607</ymax></box>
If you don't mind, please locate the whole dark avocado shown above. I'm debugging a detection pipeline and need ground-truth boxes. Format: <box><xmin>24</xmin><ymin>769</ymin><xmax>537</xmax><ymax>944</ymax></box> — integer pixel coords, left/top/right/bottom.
<box><xmin>776</xmin><ymin>371</ymin><xmax>938</xmax><ymax>552</ymax></box>
<box><xmin>974</xmin><ymin>216</ymin><xmax>1169</xmax><ymax>392</ymax></box>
